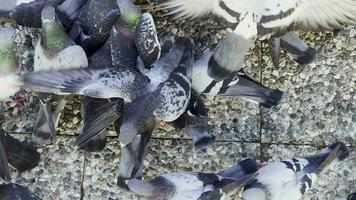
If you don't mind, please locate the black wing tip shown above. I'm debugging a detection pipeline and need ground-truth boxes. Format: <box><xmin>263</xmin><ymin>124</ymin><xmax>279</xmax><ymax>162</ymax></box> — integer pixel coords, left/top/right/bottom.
<box><xmin>259</xmin><ymin>89</ymin><xmax>284</xmax><ymax>108</ymax></box>
<box><xmin>194</xmin><ymin>135</ymin><xmax>216</xmax><ymax>149</ymax></box>
<box><xmin>77</xmin><ymin>137</ymin><xmax>107</xmax><ymax>152</ymax></box>
<box><xmin>295</xmin><ymin>47</ymin><xmax>317</xmax><ymax>65</ymax></box>
<box><xmin>238</xmin><ymin>158</ymin><xmax>259</xmax><ymax>175</ymax></box>
<box><xmin>117</xmin><ymin>176</ymin><xmax>130</xmax><ymax>191</ymax></box>
<box><xmin>329</xmin><ymin>142</ymin><xmax>349</xmax><ymax>161</ymax></box>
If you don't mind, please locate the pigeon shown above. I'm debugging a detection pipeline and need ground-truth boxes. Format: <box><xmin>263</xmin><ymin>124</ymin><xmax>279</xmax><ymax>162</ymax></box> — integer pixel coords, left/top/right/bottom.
<box><xmin>117</xmin><ymin>128</ymin><xmax>153</xmax><ymax>190</ymax></box>
<box><xmin>69</xmin><ymin>0</ymin><xmax>120</xmax><ymax>54</ymax></box>
<box><xmin>75</xmin><ymin>7</ymin><xmax>160</xmax><ymax>151</ymax></box>
<box><xmin>269</xmin><ymin>32</ymin><xmax>317</xmax><ymax>69</ymax></box>
<box><xmin>170</xmin><ymin>90</ymin><xmax>215</xmax><ymax>149</ymax></box>
<box><xmin>118</xmin><ymin>37</ymin><xmax>193</xmax><ymax>146</ymax></box>
<box><xmin>0</xmin><ymin>26</ymin><xmax>20</xmax><ymax>101</ymax></box>
<box><xmin>0</xmin><ymin>0</ymin><xmax>87</xmax><ymax>28</ymax></box>
<box><xmin>193</xmin><ymin>51</ymin><xmax>283</xmax><ymax>108</ymax></box>
<box><xmin>155</xmin><ymin>0</ymin><xmax>356</xmax><ymax>80</ymax></box>
<box><xmin>242</xmin><ymin>142</ymin><xmax>350</xmax><ymax>200</ymax></box>
<box><xmin>111</xmin><ymin>0</ymin><xmax>160</xmax><ymax>68</ymax></box>
<box><xmin>126</xmin><ymin>158</ymin><xmax>259</xmax><ymax>200</ymax></box>
<box><xmin>0</xmin><ymin>129</ymin><xmax>40</xmax><ymax>181</ymax></box>
<box><xmin>32</xmin><ymin>5</ymin><xmax>88</xmax><ymax>144</ymax></box>
<box><xmin>348</xmin><ymin>193</ymin><xmax>356</xmax><ymax>200</ymax></box>
<box><xmin>22</xmin><ymin>37</ymin><xmax>193</xmax><ymax>147</ymax></box>
<box><xmin>0</xmin><ymin>183</ymin><xmax>40</xmax><ymax>200</ymax></box>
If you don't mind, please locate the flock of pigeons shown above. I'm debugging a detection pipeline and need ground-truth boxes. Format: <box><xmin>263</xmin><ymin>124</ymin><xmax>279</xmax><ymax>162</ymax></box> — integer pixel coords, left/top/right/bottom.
<box><xmin>0</xmin><ymin>0</ymin><xmax>354</xmax><ymax>199</ymax></box>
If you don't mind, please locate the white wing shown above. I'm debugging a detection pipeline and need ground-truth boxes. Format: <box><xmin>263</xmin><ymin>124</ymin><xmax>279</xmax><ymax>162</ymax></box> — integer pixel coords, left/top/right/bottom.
<box><xmin>292</xmin><ymin>0</ymin><xmax>356</xmax><ymax>31</ymax></box>
<box><xmin>158</xmin><ymin>0</ymin><xmax>247</xmax><ymax>22</ymax></box>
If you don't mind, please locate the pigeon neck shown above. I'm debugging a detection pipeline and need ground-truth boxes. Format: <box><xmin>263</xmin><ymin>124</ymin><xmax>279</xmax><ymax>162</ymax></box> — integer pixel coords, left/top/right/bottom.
<box><xmin>0</xmin><ymin>43</ymin><xmax>18</xmax><ymax>75</ymax></box>
<box><xmin>41</xmin><ymin>21</ymin><xmax>72</xmax><ymax>52</ymax></box>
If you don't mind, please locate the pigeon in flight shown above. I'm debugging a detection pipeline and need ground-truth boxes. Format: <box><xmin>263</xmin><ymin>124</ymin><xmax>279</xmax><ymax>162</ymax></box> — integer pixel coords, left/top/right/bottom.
<box><xmin>126</xmin><ymin>158</ymin><xmax>258</xmax><ymax>200</ymax></box>
<box><xmin>69</xmin><ymin>0</ymin><xmax>120</xmax><ymax>54</ymax></box>
<box><xmin>193</xmin><ymin>51</ymin><xmax>284</xmax><ymax>108</ymax></box>
<box><xmin>242</xmin><ymin>142</ymin><xmax>350</xmax><ymax>200</ymax></box>
<box><xmin>32</xmin><ymin>5</ymin><xmax>88</xmax><ymax>144</ymax></box>
<box><xmin>0</xmin><ymin>183</ymin><xmax>40</xmax><ymax>200</ymax></box>
<box><xmin>0</xmin><ymin>0</ymin><xmax>87</xmax><ymax>28</ymax></box>
<box><xmin>155</xmin><ymin>0</ymin><xmax>356</xmax><ymax>80</ymax></box>
<box><xmin>0</xmin><ymin>129</ymin><xmax>40</xmax><ymax>181</ymax></box>
<box><xmin>170</xmin><ymin>90</ymin><xmax>215</xmax><ymax>149</ymax></box>
<box><xmin>75</xmin><ymin>38</ymin><xmax>122</xmax><ymax>152</ymax></box>
<box><xmin>0</xmin><ymin>26</ymin><xmax>20</xmax><ymax>101</ymax></box>
<box><xmin>269</xmin><ymin>32</ymin><xmax>317</xmax><ymax>69</ymax></box>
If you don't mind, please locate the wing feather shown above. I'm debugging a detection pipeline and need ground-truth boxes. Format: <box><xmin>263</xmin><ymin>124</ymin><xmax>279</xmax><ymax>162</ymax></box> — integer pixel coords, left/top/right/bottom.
<box><xmin>292</xmin><ymin>0</ymin><xmax>356</xmax><ymax>31</ymax></box>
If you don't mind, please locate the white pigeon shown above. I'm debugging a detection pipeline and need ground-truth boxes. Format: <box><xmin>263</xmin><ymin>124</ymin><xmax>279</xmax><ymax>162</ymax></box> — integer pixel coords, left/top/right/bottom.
<box><xmin>242</xmin><ymin>142</ymin><xmax>350</xmax><ymax>200</ymax></box>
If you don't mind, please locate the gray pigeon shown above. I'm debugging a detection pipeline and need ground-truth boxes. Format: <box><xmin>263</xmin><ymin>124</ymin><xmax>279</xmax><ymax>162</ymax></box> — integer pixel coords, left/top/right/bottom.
<box><xmin>269</xmin><ymin>32</ymin><xmax>317</xmax><ymax>69</ymax></box>
<box><xmin>0</xmin><ymin>183</ymin><xmax>40</xmax><ymax>200</ymax></box>
<box><xmin>75</xmin><ymin>6</ymin><xmax>160</xmax><ymax>151</ymax></box>
<box><xmin>69</xmin><ymin>0</ymin><xmax>120</xmax><ymax>54</ymax></box>
<box><xmin>32</xmin><ymin>5</ymin><xmax>88</xmax><ymax>144</ymax></box>
<box><xmin>0</xmin><ymin>129</ymin><xmax>40</xmax><ymax>181</ymax></box>
<box><xmin>22</xmin><ymin>37</ymin><xmax>193</xmax><ymax>147</ymax></box>
<box><xmin>242</xmin><ymin>142</ymin><xmax>349</xmax><ymax>200</ymax></box>
<box><xmin>0</xmin><ymin>26</ymin><xmax>20</xmax><ymax>101</ymax></box>
<box><xmin>127</xmin><ymin>158</ymin><xmax>258</xmax><ymax>200</ymax></box>
<box><xmin>154</xmin><ymin>0</ymin><xmax>356</xmax><ymax>80</ymax></box>
<box><xmin>170</xmin><ymin>90</ymin><xmax>215</xmax><ymax>149</ymax></box>
<box><xmin>111</xmin><ymin>0</ymin><xmax>160</xmax><ymax>68</ymax></box>
<box><xmin>0</xmin><ymin>0</ymin><xmax>87</xmax><ymax>28</ymax></box>
<box><xmin>193</xmin><ymin>51</ymin><xmax>283</xmax><ymax>108</ymax></box>
<box><xmin>118</xmin><ymin>37</ymin><xmax>193</xmax><ymax>146</ymax></box>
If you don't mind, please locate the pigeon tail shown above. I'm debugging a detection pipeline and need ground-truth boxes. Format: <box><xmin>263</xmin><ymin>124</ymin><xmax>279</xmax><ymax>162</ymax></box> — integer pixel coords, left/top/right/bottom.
<box><xmin>32</xmin><ymin>95</ymin><xmax>67</xmax><ymax>145</ymax></box>
<box><xmin>76</xmin><ymin>97</ymin><xmax>122</xmax><ymax>152</ymax></box>
<box><xmin>280</xmin><ymin>32</ymin><xmax>317</xmax><ymax>65</ymax></box>
<box><xmin>221</xmin><ymin>69</ymin><xmax>283</xmax><ymax>108</ymax></box>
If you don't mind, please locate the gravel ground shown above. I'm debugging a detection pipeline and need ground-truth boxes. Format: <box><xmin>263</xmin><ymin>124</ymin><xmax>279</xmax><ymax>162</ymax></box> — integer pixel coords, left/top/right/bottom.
<box><xmin>0</xmin><ymin>5</ymin><xmax>355</xmax><ymax>200</ymax></box>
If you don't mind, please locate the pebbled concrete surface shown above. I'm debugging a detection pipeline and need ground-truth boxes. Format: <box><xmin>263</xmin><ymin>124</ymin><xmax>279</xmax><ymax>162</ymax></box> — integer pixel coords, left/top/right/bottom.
<box><xmin>0</xmin><ymin>6</ymin><xmax>355</xmax><ymax>200</ymax></box>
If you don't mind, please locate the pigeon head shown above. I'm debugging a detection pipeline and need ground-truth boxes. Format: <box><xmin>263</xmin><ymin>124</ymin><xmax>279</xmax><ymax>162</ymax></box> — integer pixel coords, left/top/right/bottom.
<box><xmin>40</xmin><ymin>6</ymin><xmax>73</xmax><ymax>52</ymax></box>
<box><xmin>116</xmin><ymin>0</ymin><xmax>141</xmax><ymax>27</ymax></box>
<box><xmin>41</xmin><ymin>6</ymin><xmax>56</xmax><ymax>24</ymax></box>
<box><xmin>0</xmin><ymin>27</ymin><xmax>18</xmax><ymax>75</ymax></box>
